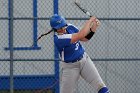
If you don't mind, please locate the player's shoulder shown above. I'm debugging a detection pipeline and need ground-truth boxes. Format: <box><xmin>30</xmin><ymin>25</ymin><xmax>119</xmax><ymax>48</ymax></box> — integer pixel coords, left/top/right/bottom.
<box><xmin>67</xmin><ymin>24</ymin><xmax>79</xmax><ymax>33</ymax></box>
<box><xmin>54</xmin><ymin>34</ymin><xmax>72</xmax><ymax>40</ymax></box>
<box><xmin>58</xmin><ymin>34</ymin><xmax>72</xmax><ymax>39</ymax></box>
<box><xmin>54</xmin><ymin>34</ymin><xmax>72</xmax><ymax>48</ymax></box>
<box><xmin>67</xmin><ymin>24</ymin><xmax>79</xmax><ymax>30</ymax></box>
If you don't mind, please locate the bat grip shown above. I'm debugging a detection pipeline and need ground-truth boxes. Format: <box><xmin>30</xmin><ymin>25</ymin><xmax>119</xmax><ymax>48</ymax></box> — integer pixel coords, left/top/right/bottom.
<box><xmin>86</xmin><ymin>11</ymin><xmax>91</xmax><ymax>17</ymax></box>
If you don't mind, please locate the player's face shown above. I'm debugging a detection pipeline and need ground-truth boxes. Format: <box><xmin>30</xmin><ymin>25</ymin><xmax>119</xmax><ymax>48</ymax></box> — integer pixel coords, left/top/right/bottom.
<box><xmin>57</xmin><ymin>26</ymin><xmax>66</xmax><ymax>33</ymax></box>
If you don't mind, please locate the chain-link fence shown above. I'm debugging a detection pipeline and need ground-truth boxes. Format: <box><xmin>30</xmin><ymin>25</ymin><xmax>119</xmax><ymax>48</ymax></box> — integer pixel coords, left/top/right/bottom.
<box><xmin>0</xmin><ymin>0</ymin><xmax>140</xmax><ymax>93</ymax></box>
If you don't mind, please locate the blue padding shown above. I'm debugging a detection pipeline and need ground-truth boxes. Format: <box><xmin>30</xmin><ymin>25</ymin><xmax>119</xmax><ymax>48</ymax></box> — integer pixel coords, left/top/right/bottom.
<box><xmin>0</xmin><ymin>75</ymin><xmax>56</xmax><ymax>90</ymax></box>
<box><xmin>98</xmin><ymin>87</ymin><xmax>109</xmax><ymax>93</ymax></box>
<box><xmin>4</xmin><ymin>47</ymin><xmax>41</xmax><ymax>50</ymax></box>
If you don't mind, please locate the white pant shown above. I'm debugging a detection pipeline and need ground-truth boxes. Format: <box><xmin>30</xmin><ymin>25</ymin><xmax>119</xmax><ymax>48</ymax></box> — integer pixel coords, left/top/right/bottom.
<box><xmin>60</xmin><ymin>53</ymin><xmax>106</xmax><ymax>93</ymax></box>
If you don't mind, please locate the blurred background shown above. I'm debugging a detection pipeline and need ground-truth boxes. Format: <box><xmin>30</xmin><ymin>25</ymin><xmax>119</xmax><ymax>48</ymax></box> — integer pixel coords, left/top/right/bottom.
<box><xmin>0</xmin><ymin>0</ymin><xmax>140</xmax><ymax>93</ymax></box>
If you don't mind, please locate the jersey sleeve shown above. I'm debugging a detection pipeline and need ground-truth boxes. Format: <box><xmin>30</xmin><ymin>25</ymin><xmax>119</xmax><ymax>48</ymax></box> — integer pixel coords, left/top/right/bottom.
<box><xmin>57</xmin><ymin>34</ymin><xmax>72</xmax><ymax>48</ymax></box>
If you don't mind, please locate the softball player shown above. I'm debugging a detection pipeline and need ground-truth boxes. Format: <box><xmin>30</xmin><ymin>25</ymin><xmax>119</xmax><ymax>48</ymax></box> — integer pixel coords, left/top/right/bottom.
<box><xmin>50</xmin><ymin>14</ymin><xmax>110</xmax><ymax>93</ymax></box>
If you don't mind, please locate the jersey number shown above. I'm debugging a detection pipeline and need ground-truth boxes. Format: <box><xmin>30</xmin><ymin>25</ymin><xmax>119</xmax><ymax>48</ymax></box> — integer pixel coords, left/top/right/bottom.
<box><xmin>75</xmin><ymin>43</ymin><xmax>79</xmax><ymax>50</ymax></box>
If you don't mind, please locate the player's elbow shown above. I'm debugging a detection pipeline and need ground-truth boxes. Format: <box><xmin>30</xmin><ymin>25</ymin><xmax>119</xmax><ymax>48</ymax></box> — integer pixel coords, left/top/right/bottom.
<box><xmin>80</xmin><ymin>38</ymin><xmax>89</xmax><ymax>42</ymax></box>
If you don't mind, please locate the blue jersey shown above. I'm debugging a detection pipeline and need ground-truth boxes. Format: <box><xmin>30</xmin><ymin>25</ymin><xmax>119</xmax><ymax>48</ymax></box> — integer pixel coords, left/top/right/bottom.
<box><xmin>54</xmin><ymin>24</ymin><xmax>85</xmax><ymax>63</ymax></box>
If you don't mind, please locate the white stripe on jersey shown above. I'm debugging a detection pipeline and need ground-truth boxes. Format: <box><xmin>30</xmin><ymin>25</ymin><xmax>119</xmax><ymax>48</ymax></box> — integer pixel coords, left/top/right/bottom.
<box><xmin>57</xmin><ymin>34</ymin><xmax>72</xmax><ymax>39</ymax></box>
<box><xmin>61</xmin><ymin>49</ymin><xmax>64</xmax><ymax>61</ymax></box>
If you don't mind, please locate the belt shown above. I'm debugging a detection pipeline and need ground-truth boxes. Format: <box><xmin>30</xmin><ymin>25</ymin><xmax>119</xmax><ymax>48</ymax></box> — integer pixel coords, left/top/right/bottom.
<box><xmin>65</xmin><ymin>55</ymin><xmax>83</xmax><ymax>63</ymax></box>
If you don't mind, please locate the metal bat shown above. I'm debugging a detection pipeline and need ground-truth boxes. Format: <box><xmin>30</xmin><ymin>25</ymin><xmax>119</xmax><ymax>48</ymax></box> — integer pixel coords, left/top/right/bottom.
<box><xmin>74</xmin><ymin>0</ymin><xmax>100</xmax><ymax>25</ymax></box>
<box><xmin>74</xmin><ymin>0</ymin><xmax>92</xmax><ymax>17</ymax></box>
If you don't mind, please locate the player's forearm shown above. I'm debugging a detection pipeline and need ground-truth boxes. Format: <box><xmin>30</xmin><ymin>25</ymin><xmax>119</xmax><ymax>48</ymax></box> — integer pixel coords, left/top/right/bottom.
<box><xmin>78</xmin><ymin>19</ymin><xmax>93</xmax><ymax>38</ymax></box>
<box><xmin>71</xmin><ymin>17</ymin><xmax>96</xmax><ymax>43</ymax></box>
<box><xmin>83</xmin><ymin>18</ymin><xmax>100</xmax><ymax>41</ymax></box>
<box><xmin>71</xmin><ymin>20</ymin><xmax>92</xmax><ymax>43</ymax></box>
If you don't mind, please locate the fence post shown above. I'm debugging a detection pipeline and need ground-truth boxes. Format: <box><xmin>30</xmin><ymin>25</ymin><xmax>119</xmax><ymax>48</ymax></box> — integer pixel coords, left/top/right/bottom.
<box><xmin>8</xmin><ymin>0</ymin><xmax>14</xmax><ymax>93</ymax></box>
<box><xmin>54</xmin><ymin>0</ymin><xmax>59</xmax><ymax>93</ymax></box>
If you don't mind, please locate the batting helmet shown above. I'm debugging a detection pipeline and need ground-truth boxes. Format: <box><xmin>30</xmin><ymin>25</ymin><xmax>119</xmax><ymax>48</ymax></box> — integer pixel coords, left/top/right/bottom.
<box><xmin>50</xmin><ymin>14</ymin><xmax>67</xmax><ymax>29</ymax></box>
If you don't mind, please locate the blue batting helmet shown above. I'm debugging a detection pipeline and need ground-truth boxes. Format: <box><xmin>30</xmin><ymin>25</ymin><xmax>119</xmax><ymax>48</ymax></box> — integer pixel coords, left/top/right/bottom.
<box><xmin>50</xmin><ymin>14</ymin><xmax>67</xmax><ymax>29</ymax></box>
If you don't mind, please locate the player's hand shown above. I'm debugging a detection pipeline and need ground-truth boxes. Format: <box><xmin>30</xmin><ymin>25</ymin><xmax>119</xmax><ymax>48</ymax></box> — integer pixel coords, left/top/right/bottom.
<box><xmin>90</xmin><ymin>18</ymin><xmax>100</xmax><ymax>32</ymax></box>
<box><xmin>89</xmin><ymin>16</ymin><xmax>97</xmax><ymax>23</ymax></box>
<box><xmin>95</xmin><ymin>18</ymin><xmax>101</xmax><ymax>27</ymax></box>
